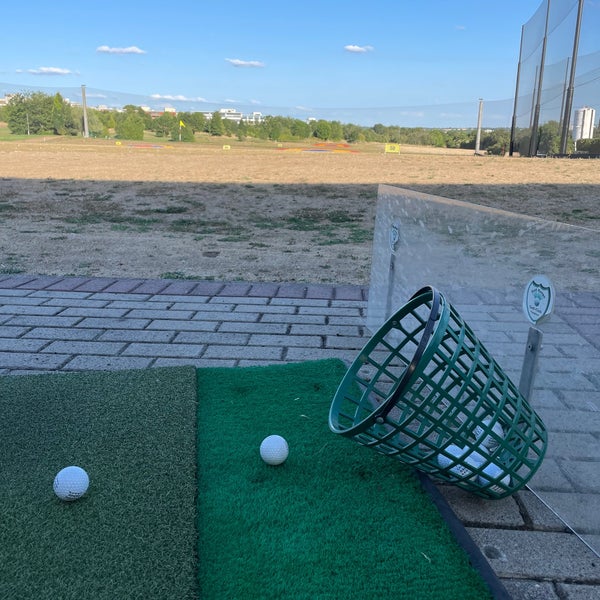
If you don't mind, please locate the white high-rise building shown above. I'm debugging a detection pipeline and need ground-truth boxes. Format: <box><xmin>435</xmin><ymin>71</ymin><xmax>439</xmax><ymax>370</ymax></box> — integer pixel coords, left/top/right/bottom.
<box><xmin>573</xmin><ymin>106</ymin><xmax>596</xmax><ymax>141</ymax></box>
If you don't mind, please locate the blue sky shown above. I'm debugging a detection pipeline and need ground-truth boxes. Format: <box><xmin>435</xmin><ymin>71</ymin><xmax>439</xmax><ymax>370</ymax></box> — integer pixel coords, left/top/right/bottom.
<box><xmin>0</xmin><ymin>1</ymin><xmax>571</xmax><ymax>127</ymax></box>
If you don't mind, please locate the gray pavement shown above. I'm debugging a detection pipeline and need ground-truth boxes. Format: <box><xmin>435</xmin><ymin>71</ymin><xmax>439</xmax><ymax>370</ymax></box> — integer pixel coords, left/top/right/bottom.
<box><xmin>1</xmin><ymin>273</ymin><xmax>598</xmax><ymax>599</ymax></box>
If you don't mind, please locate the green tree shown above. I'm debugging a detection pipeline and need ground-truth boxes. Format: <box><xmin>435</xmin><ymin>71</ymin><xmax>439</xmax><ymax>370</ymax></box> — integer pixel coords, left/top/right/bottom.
<box><xmin>236</xmin><ymin>120</ymin><xmax>248</xmax><ymax>141</ymax></box>
<box><xmin>6</xmin><ymin>92</ymin><xmax>55</xmax><ymax>134</ymax></box>
<box><xmin>153</xmin><ymin>112</ymin><xmax>177</xmax><ymax>137</ymax></box>
<box><xmin>481</xmin><ymin>129</ymin><xmax>510</xmax><ymax>155</ymax></box>
<box><xmin>170</xmin><ymin>119</ymin><xmax>195</xmax><ymax>142</ymax></box>
<box><xmin>290</xmin><ymin>119</ymin><xmax>311</xmax><ymax>139</ymax></box>
<box><xmin>537</xmin><ymin>120</ymin><xmax>561</xmax><ymax>155</ymax></box>
<box><xmin>329</xmin><ymin>121</ymin><xmax>343</xmax><ymax>141</ymax></box>
<box><xmin>208</xmin><ymin>111</ymin><xmax>225</xmax><ymax>136</ymax></box>
<box><xmin>115</xmin><ymin>107</ymin><xmax>145</xmax><ymax>140</ymax></box>
<box><xmin>179</xmin><ymin>111</ymin><xmax>207</xmax><ymax>133</ymax></box>
<box><xmin>51</xmin><ymin>93</ymin><xmax>77</xmax><ymax>135</ymax></box>
<box><xmin>313</xmin><ymin>119</ymin><xmax>331</xmax><ymax>140</ymax></box>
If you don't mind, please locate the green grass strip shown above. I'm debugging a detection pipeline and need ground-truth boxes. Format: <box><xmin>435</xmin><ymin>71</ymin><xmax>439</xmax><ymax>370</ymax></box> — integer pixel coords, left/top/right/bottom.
<box><xmin>196</xmin><ymin>359</ymin><xmax>492</xmax><ymax>599</ymax></box>
<box><xmin>0</xmin><ymin>367</ymin><xmax>198</xmax><ymax>600</ymax></box>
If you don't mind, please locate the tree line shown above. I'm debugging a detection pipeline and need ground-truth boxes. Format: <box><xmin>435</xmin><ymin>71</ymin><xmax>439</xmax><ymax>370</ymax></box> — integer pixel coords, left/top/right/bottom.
<box><xmin>1</xmin><ymin>90</ymin><xmax>592</xmax><ymax>155</ymax></box>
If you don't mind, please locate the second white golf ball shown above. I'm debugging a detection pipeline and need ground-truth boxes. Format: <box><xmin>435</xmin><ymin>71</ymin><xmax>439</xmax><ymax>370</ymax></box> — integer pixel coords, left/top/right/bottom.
<box><xmin>53</xmin><ymin>466</ymin><xmax>90</xmax><ymax>501</ymax></box>
<box><xmin>260</xmin><ymin>435</ymin><xmax>289</xmax><ymax>466</ymax></box>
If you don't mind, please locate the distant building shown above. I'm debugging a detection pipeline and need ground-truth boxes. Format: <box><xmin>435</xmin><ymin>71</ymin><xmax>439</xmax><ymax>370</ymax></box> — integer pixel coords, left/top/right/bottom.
<box><xmin>199</xmin><ymin>108</ymin><xmax>263</xmax><ymax>124</ymax></box>
<box><xmin>0</xmin><ymin>94</ymin><xmax>16</xmax><ymax>106</ymax></box>
<box><xmin>573</xmin><ymin>106</ymin><xmax>596</xmax><ymax>141</ymax></box>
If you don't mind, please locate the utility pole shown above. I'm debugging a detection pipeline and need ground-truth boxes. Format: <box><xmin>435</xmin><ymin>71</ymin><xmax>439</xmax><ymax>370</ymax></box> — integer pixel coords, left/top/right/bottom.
<box><xmin>81</xmin><ymin>84</ymin><xmax>90</xmax><ymax>138</ymax></box>
<box><xmin>475</xmin><ymin>99</ymin><xmax>484</xmax><ymax>155</ymax></box>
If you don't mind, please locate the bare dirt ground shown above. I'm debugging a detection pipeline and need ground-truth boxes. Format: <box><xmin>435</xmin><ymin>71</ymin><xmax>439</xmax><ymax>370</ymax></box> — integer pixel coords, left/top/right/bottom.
<box><xmin>0</xmin><ymin>137</ymin><xmax>598</xmax><ymax>285</ymax></box>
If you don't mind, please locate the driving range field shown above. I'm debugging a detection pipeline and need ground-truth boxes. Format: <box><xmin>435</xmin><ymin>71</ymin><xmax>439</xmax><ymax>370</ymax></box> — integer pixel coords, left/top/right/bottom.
<box><xmin>0</xmin><ymin>137</ymin><xmax>599</xmax><ymax>284</ymax></box>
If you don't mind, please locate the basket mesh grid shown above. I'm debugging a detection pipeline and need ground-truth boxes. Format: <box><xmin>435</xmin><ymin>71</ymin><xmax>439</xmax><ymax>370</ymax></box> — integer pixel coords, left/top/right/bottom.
<box><xmin>329</xmin><ymin>287</ymin><xmax>548</xmax><ymax>499</ymax></box>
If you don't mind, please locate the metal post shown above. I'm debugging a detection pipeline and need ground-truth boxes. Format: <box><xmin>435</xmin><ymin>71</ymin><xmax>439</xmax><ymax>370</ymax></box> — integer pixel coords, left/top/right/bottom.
<box><xmin>529</xmin><ymin>0</ymin><xmax>551</xmax><ymax>157</ymax></box>
<box><xmin>519</xmin><ymin>327</ymin><xmax>543</xmax><ymax>401</ymax></box>
<box><xmin>81</xmin><ymin>85</ymin><xmax>89</xmax><ymax>139</ymax></box>
<box><xmin>559</xmin><ymin>57</ymin><xmax>570</xmax><ymax>134</ymax></box>
<box><xmin>475</xmin><ymin>99</ymin><xmax>484</xmax><ymax>155</ymax></box>
<box><xmin>509</xmin><ymin>26</ymin><xmax>525</xmax><ymax>156</ymax></box>
<box><xmin>560</xmin><ymin>0</ymin><xmax>585</xmax><ymax>155</ymax></box>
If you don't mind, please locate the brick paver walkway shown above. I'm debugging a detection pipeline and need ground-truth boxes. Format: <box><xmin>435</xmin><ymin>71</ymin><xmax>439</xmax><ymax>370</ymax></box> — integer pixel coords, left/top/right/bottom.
<box><xmin>1</xmin><ymin>274</ymin><xmax>598</xmax><ymax>599</ymax></box>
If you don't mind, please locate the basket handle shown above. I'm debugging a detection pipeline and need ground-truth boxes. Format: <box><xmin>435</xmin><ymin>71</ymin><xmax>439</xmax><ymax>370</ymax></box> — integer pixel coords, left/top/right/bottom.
<box><xmin>379</xmin><ymin>286</ymin><xmax>442</xmax><ymax>417</ymax></box>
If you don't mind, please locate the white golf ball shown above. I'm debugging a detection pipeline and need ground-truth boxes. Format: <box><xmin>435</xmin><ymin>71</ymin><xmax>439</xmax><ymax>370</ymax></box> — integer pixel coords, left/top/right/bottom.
<box><xmin>260</xmin><ymin>435</ymin><xmax>289</xmax><ymax>466</ymax></box>
<box><xmin>474</xmin><ymin>418</ymin><xmax>505</xmax><ymax>451</ymax></box>
<box><xmin>53</xmin><ymin>466</ymin><xmax>90</xmax><ymax>501</ymax></box>
<box><xmin>437</xmin><ymin>445</ymin><xmax>474</xmax><ymax>479</ymax></box>
<box><xmin>478</xmin><ymin>462</ymin><xmax>511</xmax><ymax>493</ymax></box>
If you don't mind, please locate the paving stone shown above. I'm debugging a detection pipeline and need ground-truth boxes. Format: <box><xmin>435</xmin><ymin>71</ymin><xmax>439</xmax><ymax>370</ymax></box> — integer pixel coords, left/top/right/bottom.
<box><xmin>154</xmin><ymin>357</ymin><xmax>237</xmax><ymax>368</ymax></box>
<box><xmin>556</xmin><ymin>583</ymin><xmax>600</xmax><ymax>599</ymax></box>
<box><xmin>534</xmin><ymin>492</ymin><xmax>600</xmax><ymax>535</ymax></box>
<box><xmin>0</xmin><ymin>326</ymin><xmax>31</xmax><ymax>338</ymax></box>
<box><xmin>23</xmin><ymin>327</ymin><xmax>103</xmax><ymax>341</ymax></box>
<box><xmin>0</xmin><ymin>352</ymin><xmax>71</xmax><ymax>370</ymax></box>
<box><xmin>202</xmin><ymin>345</ymin><xmax>282</xmax><ymax>361</ymax></box>
<box><xmin>436</xmin><ymin>484</ymin><xmax>524</xmax><ymax>528</ymax></box>
<box><xmin>122</xmin><ymin>342</ymin><xmax>203</xmax><ymax>358</ymax></box>
<box><xmin>501</xmin><ymin>579</ymin><xmax>559</xmax><ymax>600</ymax></box>
<box><xmin>58</xmin><ymin>307</ymin><xmax>130</xmax><ymax>318</ymax></box>
<box><xmin>0</xmin><ymin>339</ymin><xmax>49</xmax><ymax>352</ymax></box>
<box><xmin>516</xmin><ymin>489</ymin><xmax>569</xmax><ymax>532</ymax></box>
<box><xmin>4</xmin><ymin>315</ymin><xmax>82</xmax><ymax>327</ymax></box>
<box><xmin>77</xmin><ymin>317</ymin><xmax>151</xmax><ymax>330</ymax></box>
<box><xmin>147</xmin><ymin>319</ymin><xmax>217</xmax><ymax>332</ymax></box>
<box><xmin>98</xmin><ymin>329</ymin><xmax>176</xmax><ymax>343</ymax></box>
<box><xmin>249</xmin><ymin>334</ymin><xmax>322</xmax><ymax>348</ymax></box>
<box><xmin>42</xmin><ymin>341</ymin><xmax>126</xmax><ymax>356</ymax></box>
<box><xmin>0</xmin><ymin>304</ymin><xmax>62</xmax><ymax>316</ymax></box>
<box><xmin>467</xmin><ymin>528</ymin><xmax>599</xmax><ymax>581</ymax></box>
<box><xmin>292</xmin><ymin>324</ymin><xmax>361</xmax><ymax>337</ymax></box>
<box><xmin>218</xmin><ymin>321</ymin><xmax>288</xmax><ymax>335</ymax></box>
<box><xmin>63</xmin><ymin>356</ymin><xmax>153</xmax><ymax>371</ymax></box>
<box><xmin>41</xmin><ymin>296</ymin><xmax>108</xmax><ymax>306</ymax></box>
<box><xmin>126</xmin><ymin>308</ymin><xmax>196</xmax><ymax>320</ymax></box>
<box><xmin>174</xmin><ymin>331</ymin><xmax>248</xmax><ymax>346</ymax></box>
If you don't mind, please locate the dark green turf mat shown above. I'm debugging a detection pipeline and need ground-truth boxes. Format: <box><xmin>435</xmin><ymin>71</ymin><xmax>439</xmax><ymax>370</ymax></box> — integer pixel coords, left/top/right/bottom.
<box><xmin>196</xmin><ymin>359</ymin><xmax>493</xmax><ymax>600</ymax></box>
<box><xmin>0</xmin><ymin>367</ymin><xmax>198</xmax><ymax>600</ymax></box>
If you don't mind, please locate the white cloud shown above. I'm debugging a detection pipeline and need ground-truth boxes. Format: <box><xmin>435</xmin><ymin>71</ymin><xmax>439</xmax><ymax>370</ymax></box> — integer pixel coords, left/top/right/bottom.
<box><xmin>96</xmin><ymin>45</ymin><xmax>146</xmax><ymax>55</ymax></box>
<box><xmin>150</xmin><ymin>93</ymin><xmax>207</xmax><ymax>102</ymax></box>
<box><xmin>344</xmin><ymin>45</ymin><xmax>374</xmax><ymax>53</ymax></box>
<box><xmin>225</xmin><ymin>58</ymin><xmax>265</xmax><ymax>68</ymax></box>
<box><xmin>22</xmin><ymin>66</ymin><xmax>73</xmax><ymax>75</ymax></box>
<box><xmin>455</xmin><ymin>25</ymin><xmax>466</xmax><ymax>31</ymax></box>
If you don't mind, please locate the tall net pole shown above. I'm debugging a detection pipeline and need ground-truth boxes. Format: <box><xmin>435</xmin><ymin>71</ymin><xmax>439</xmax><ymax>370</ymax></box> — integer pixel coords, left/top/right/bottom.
<box><xmin>560</xmin><ymin>0</ymin><xmax>585</xmax><ymax>154</ymax></box>
<box><xmin>529</xmin><ymin>0</ymin><xmax>552</xmax><ymax>157</ymax></box>
<box><xmin>509</xmin><ymin>26</ymin><xmax>525</xmax><ymax>156</ymax></box>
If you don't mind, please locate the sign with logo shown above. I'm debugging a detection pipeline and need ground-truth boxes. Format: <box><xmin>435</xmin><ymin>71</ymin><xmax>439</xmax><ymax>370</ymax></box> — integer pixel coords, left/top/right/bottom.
<box><xmin>384</xmin><ymin>143</ymin><xmax>400</xmax><ymax>154</ymax></box>
<box><xmin>522</xmin><ymin>275</ymin><xmax>555</xmax><ymax>325</ymax></box>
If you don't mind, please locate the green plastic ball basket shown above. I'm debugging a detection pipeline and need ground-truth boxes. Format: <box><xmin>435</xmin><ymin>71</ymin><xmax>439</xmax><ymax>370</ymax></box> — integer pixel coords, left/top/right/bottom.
<box><xmin>329</xmin><ymin>286</ymin><xmax>548</xmax><ymax>499</ymax></box>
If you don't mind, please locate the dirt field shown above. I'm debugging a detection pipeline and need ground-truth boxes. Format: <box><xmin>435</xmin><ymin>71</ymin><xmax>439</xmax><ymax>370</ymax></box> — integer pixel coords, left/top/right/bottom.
<box><xmin>0</xmin><ymin>137</ymin><xmax>598</xmax><ymax>285</ymax></box>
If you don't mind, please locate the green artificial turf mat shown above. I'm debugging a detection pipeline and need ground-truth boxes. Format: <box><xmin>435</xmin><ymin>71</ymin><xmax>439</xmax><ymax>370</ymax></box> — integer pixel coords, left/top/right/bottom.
<box><xmin>196</xmin><ymin>359</ymin><xmax>493</xmax><ymax>599</ymax></box>
<box><xmin>0</xmin><ymin>367</ymin><xmax>198</xmax><ymax>600</ymax></box>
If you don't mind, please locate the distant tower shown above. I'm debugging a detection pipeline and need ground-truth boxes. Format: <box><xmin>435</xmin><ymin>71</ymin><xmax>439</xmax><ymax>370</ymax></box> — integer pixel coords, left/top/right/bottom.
<box><xmin>573</xmin><ymin>106</ymin><xmax>596</xmax><ymax>142</ymax></box>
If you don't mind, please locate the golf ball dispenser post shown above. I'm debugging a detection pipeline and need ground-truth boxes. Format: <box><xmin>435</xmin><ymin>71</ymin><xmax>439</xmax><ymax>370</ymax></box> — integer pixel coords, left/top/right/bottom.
<box><xmin>329</xmin><ymin>286</ymin><xmax>548</xmax><ymax>499</ymax></box>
